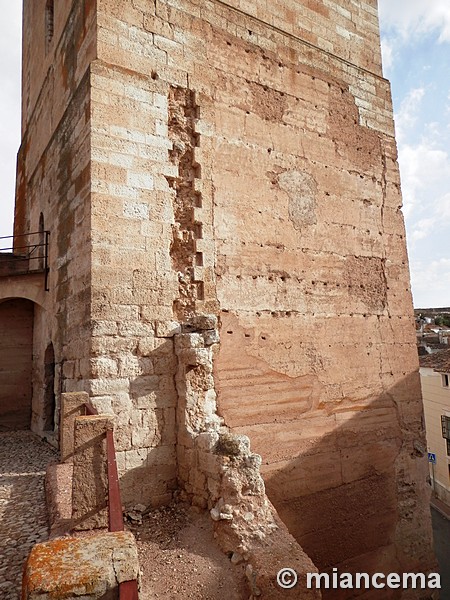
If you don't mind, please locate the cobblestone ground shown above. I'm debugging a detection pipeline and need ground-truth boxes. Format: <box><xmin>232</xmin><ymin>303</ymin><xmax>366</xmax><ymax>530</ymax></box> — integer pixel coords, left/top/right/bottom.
<box><xmin>0</xmin><ymin>431</ymin><xmax>57</xmax><ymax>599</ymax></box>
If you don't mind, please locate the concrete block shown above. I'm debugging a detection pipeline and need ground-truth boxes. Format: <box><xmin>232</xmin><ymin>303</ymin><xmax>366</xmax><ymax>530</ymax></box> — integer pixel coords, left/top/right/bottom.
<box><xmin>71</xmin><ymin>415</ymin><xmax>114</xmax><ymax>531</ymax></box>
<box><xmin>60</xmin><ymin>391</ymin><xmax>89</xmax><ymax>463</ymax></box>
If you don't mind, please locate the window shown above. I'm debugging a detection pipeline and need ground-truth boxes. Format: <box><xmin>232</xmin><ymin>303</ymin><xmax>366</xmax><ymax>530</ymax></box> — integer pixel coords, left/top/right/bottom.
<box><xmin>45</xmin><ymin>0</ymin><xmax>54</xmax><ymax>51</ymax></box>
<box><xmin>443</xmin><ymin>374</ymin><xmax>450</xmax><ymax>388</ymax></box>
<box><xmin>38</xmin><ymin>213</ymin><xmax>45</xmax><ymax>270</ymax></box>
<box><xmin>441</xmin><ymin>415</ymin><xmax>450</xmax><ymax>439</ymax></box>
<box><xmin>446</xmin><ymin>439</ymin><xmax>450</xmax><ymax>457</ymax></box>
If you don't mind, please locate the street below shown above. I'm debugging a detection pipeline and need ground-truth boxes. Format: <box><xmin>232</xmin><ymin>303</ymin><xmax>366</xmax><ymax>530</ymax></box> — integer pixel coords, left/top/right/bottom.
<box><xmin>432</xmin><ymin>507</ymin><xmax>450</xmax><ymax>599</ymax></box>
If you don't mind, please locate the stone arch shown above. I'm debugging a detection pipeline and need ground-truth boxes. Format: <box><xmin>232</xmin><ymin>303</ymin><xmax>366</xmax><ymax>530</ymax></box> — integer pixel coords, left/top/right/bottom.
<box><xmin>0</xmin><ymin>276</ymin><xmax>47</xmax><ymax>308</ymax></box>
<box><xmin>0</xmin><ymin>298</ymin><xmax>34</xmax><ymax>430</ymax></box>
<box><xmin>43</xmin><ymin>342</ymin><xmax>56</xmax><ymax>431</ymax></box>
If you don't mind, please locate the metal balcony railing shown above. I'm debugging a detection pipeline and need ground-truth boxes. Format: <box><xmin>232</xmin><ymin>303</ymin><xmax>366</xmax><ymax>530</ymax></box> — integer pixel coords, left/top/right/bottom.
<box><xmin>0</xmin><ymin>231</ymin><xmax>50</xmax><ymax>290</ymax></box>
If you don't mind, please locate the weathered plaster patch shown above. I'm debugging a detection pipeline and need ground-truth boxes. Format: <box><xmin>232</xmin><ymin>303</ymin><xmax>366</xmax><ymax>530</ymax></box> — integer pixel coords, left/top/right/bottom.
<box><xmin>328</xmin><ymin>84</ymin><xmax>381</xmax><ymax>171</ymax></box>
<box><xmin>248</xmin><ymin>81</ymin><xmax>287</xmax><ymax>122</ymax></box>
<box><xmin>277</xmin><ymin>170</ymin><xmax>318</xmax><ymax>230</ymax></box>
<box><xmin>345</xmin><ymin>255</ymin><xmax>387</xmax><ymax>311</ymax></box>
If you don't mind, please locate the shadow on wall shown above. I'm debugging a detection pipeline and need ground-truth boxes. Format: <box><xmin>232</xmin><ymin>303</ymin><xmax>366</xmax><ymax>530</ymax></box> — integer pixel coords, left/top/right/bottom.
<box><xmin>97</xmin><ymin>337</ymin><xmax>178</xmax><ymax>509</ymax></box>
<box><xmin>255</xmin><ymin>374</ymin><xmax>438</xmax><ymax>600</ymax></box>
<box><xmin>88</xmin><ymin>329</ymin><xmax>438</xmax><ymax>599</ymax></box>
<box><xmin>43</xmin><ymin>342</ymin><xmax>56</xmax><ymax>431</ymax></box>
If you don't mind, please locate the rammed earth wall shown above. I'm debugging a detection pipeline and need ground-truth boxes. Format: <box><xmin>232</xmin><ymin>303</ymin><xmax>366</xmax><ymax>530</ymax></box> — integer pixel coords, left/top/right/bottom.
<box><xmin>14</xmin><ymin>1</ymin><xmax>436</xmax><ymax>596</ymax></box>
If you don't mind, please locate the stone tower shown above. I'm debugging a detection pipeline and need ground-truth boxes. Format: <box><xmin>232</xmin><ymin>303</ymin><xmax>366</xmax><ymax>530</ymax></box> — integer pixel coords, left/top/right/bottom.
<box><xmin>0</xmin><ymin>0</ymin><xmax>436</xmax><ymax>595</ymax></box>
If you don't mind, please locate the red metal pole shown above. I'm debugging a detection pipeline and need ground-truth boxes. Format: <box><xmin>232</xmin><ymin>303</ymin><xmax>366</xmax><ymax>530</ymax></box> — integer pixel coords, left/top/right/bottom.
<box><xmin>106</xmin><ymin>428</ymin><xmax>124</xmax><ymax>533</ymax></box>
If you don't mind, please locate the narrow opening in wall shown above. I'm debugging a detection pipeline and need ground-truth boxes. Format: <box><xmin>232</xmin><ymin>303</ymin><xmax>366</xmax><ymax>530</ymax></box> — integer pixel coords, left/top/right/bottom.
<box><xmin>194</xmin><ymin>223</ymin><xmax>203</xmax><ymax>239</ymax></box>
<box><xmin>45</xmin><ymin>0</ymin><xmax>54</xmax><ymax>52</ymax></box>
<box><xmin>443</xmin><ymin>374</ymin><xmax>449</xmax><ymax>388</ymax></box>
<box><xmin>194</xmin><ymin>192</ymin><xmax>202</xmax><ymax>208</ymax></box>
<box><xmin>38</xmin><ymin>213</ymin><xmax>45</xmax><ymax>270</ymax></box>
<box><xmin>44</xmin><ymin>343</ymin><xmax>56</xmax><ymax>431</ymax></box>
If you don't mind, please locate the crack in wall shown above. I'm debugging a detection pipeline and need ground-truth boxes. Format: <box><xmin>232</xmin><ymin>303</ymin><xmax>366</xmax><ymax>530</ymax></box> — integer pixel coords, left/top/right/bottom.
<box><xmin>167</xmin><ymin>87</ymin><xmax>204</xmax><ymax>321</ymax></box>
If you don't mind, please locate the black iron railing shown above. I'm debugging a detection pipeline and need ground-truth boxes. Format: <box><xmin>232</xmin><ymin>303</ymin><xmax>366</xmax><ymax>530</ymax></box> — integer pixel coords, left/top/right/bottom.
<box><xmin>0</xmin><ymin>231</ymin><xmax>50</xmax><ymax>290</ymax></box>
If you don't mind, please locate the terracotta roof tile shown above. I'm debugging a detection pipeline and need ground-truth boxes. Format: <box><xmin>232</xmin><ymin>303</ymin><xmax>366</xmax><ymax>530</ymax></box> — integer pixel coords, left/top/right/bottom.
<box><xmin>419</xmin><ymin>348</ymin><xmax>450</xmax><ymax>372</ymax></box>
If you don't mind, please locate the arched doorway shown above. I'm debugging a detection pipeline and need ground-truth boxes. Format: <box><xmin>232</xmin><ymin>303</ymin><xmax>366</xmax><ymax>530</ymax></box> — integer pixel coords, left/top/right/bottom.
<box><xmin>0</xmin><ymin>298</ymin><xmax>34</xmax><ymax>430</ymax></box>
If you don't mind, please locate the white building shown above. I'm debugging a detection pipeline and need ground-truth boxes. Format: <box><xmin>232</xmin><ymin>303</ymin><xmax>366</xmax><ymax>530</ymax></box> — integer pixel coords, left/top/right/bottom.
<box><xmin>420</xmin><ymin>348</ymin><xmax>450</xmax><ymax>506</ymax></box>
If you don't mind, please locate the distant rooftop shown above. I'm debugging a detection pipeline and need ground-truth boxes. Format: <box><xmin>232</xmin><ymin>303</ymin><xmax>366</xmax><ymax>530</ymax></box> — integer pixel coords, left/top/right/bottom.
<box><xmin>419</xmin><ymin>348</ymin><xmax>450</xmax><ymax>372</ymax></box>
<box><xmin>414</xmin><ymin>307</ymin><xmax>450</xmax><ymax>316</ymax></box>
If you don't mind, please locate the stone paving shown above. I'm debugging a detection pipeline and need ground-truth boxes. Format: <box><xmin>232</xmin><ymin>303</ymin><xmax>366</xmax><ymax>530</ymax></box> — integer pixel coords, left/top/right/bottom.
<box><xmin>0</xmin><ymin>431</ymin><xmax>57</xmax><ymax>599</ymax></box>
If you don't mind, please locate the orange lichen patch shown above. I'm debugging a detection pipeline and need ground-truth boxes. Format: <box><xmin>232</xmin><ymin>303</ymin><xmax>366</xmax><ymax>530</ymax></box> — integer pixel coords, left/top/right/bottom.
<box><xmin>22</xmin><ymin>531</ymin><xmax>138</xmax><ymax>599</ymax></box>
<box><xmin>23</xmin><ymin>537</ymin><xmax>102</xmax><ymax>597</ymax></box>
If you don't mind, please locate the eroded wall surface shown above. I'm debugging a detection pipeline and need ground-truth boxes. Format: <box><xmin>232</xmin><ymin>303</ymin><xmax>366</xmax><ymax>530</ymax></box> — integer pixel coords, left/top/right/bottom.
<box><xmin>18</xmin><ymin>0</ymin><xmax>436</xmax><ymax>590</ymax></box>
<box><xmin>88</xmin><ymin>0</ymin><xmax>435</xmax><ymax>586</ymax></box>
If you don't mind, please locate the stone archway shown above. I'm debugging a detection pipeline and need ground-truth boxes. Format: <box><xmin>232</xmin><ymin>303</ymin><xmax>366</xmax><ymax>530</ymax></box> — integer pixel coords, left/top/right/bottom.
<box><xmin>0</xmin><ymin>298</ymin><xmax>34</xmax><ymax>430</ymax></box>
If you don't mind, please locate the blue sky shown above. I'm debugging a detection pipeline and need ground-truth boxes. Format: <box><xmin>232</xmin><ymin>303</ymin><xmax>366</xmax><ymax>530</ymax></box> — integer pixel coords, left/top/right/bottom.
<box><xmin>0</xmin><ymin>3</ymin><xmax>21</xmax><ymax>246</ymax></box>
<box><xmin>378</xmin><ymin>0</ymin><xmax>450</xmax><ymax>308</ymax></box>
<box><xmin>0</xmin><ymin>2</ymin><xmax>449</xmax><ymax>308</ymax></box>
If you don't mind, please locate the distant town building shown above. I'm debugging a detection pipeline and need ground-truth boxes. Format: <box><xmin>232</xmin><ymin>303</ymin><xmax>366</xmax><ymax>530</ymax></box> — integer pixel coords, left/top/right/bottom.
<box><xmin>420</xmin><ymin>348</ymin><xmax>450</xmax><ymax>507</ymax></box>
